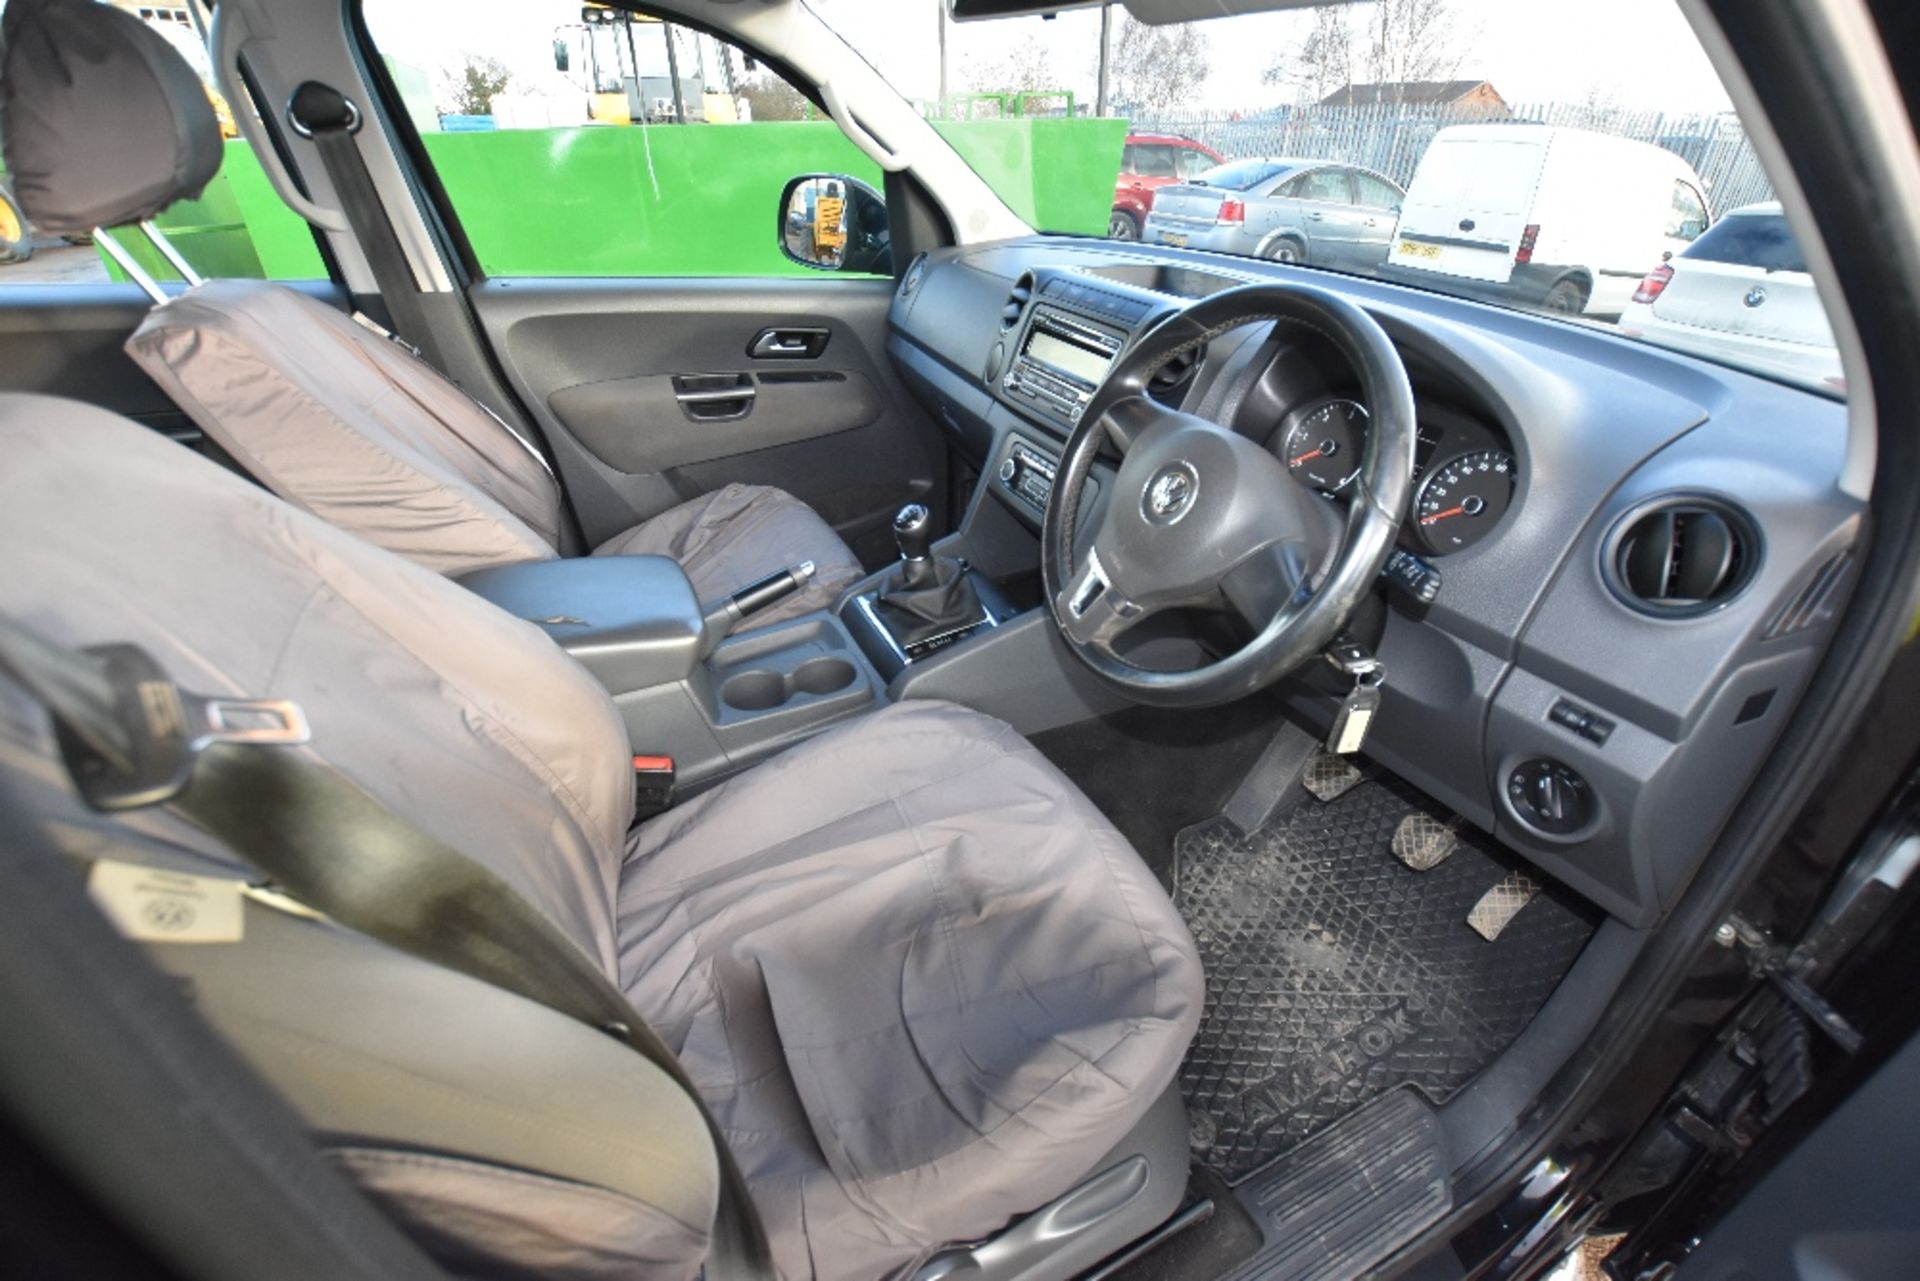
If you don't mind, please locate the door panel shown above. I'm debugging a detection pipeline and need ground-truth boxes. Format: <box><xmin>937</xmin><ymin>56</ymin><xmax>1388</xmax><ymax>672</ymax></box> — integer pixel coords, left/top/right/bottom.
<box><xmin>468</xmin><ymin>276</ymin><xmax>944</xmax><ymax>568</ymax></box>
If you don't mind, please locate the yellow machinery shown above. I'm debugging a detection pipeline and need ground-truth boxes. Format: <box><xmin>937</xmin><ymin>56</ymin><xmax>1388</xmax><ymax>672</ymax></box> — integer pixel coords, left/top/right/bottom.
<box><xmin>553</xmin><ymin>5</ymin><xmax>695</xmax><ymax>126</ymax></box>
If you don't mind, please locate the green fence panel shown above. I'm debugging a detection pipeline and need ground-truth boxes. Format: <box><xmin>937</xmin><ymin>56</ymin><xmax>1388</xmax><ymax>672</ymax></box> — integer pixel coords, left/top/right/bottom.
<box><xmin>934</xmin><ymin>118</ymin><xmax>1125</xmax><ymax>236</ymax></box>
<box><xmin>88</xmin><ymin>121</ymin><xmax>1125</xmax><ymax>283</ymax></box>
<box><xmin>423</xmin><ymin>118</ymin><xmax>1124</xmax><ymax>277</ymax></box>
<box><xmin>98</xmin><ymin>140</ymin><xmax>326</xmax><ymax>283</ymax></box>
<box><xmin>420</xmin><ymin>121</ymin><xmax>883</xmax><ymax>278</ymax></box>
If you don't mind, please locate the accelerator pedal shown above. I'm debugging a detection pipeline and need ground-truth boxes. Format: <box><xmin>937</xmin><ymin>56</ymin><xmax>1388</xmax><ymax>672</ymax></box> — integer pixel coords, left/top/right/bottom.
<box><xmin>1391</xmin><ymin>813</ymin><xmax>1460</xmax><ymax>871</ymax></box>
<box><xmin>1468</xmin><ymin>871</ymin><xmax>1542</xmax><ymax>941</ymax></box>
<box><xmin>1228</xmin><ymin>1088</ymin><xmax>1450</xmax><ymax>1281</ymax></box>
<box><xmin>1301</xmin><ymin>753</ymin><xmax>1365</xmax><ymax>803</ymax></box>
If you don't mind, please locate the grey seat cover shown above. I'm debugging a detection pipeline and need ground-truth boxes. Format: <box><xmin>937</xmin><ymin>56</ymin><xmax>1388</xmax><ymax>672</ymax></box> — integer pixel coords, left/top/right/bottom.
<box><xmin>125</xmin><ymin>279</ymin><xmax>861</xmax><ymax>623</ymax></box>
<box><xmin>0</xmin><ymin>393</ymin><xmax>1203</xmax><ymax>1279</ymax></box>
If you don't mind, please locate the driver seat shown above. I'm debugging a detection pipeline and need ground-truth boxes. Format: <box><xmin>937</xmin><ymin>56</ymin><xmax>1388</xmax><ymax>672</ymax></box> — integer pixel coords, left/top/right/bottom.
<box><xmin>0</xmin><ymin>0</ymin><xmax>864</xmax><ymax>626</ymax></box>
<box><xmin>0</xmin><ymin>391</ymin><xmax>1204</xmax><ymax>1278</ymax></box>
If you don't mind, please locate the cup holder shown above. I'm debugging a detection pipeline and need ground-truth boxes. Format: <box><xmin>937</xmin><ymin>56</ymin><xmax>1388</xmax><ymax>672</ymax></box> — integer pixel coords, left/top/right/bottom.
<box><xmin>720</xmin><ymin>670</ymin><xmax>788</xmax><ymax>712</ymax></box>
<box><xmin>720</xmin><ymin>657</ymin><xmax>858</xmax><ymax>712</ymax></box>
<box><xmin>792</xmin><ymin>657</ymin><xmax>857</xmax><ymax>696</ymax></box>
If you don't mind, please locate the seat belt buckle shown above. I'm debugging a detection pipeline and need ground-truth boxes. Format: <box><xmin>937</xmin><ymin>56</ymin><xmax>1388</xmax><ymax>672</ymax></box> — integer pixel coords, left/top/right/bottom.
<box><xmin>51</xmin><ymin>641</ymin><xmax>310</xmax><ymax>812</ymax></box>
<box><xmin>632</xmin><ymin>754</ymin><xmax>676</xmax><ymax>821</ymax></box>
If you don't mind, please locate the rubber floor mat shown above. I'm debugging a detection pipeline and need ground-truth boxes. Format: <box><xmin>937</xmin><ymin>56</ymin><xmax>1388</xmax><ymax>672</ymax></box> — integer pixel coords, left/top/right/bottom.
<box><xmin>1172</xmin><ymin>779</ymin><xmax>1596</xmax><ymax>1183</ymax></box>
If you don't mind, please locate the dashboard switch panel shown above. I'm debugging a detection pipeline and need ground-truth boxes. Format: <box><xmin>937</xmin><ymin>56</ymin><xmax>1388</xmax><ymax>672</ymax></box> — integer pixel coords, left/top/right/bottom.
<box><xmin>999</xmin><ymin>439</ymin><xmax>1060</xmax><ymax>513</ymax></box>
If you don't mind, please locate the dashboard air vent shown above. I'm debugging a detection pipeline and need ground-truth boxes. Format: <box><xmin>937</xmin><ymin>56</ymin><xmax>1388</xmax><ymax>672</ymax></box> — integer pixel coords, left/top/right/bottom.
<box><xmin>1001</xmin><ymin>273</ymin><xmax>1034</xmax><ymax>330</ymax></box>
<box><xmin>1611</xmin><ymin>498</ymin><xmax>1758</xmax><ymax>616</ymax></box>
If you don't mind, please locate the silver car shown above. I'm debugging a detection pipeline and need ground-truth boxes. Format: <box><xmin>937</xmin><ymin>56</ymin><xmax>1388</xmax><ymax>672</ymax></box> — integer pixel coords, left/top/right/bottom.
<box><xmin>1142</xmin><ymin>158</ymin><xmax>1404</xmax><ymax>272</ymax></box>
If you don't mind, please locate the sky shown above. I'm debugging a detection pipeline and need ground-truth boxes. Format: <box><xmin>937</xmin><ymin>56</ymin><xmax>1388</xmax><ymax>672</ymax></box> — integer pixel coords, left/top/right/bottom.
<box><xmin>365</xmin><ymin>0</ymin><xmax>1737</xmax><ymax>118</ymax></box>
<box><xmin>814</xmin><ymin>0</ymin><xmax>1736</xmax><ymax>115</ymax></box>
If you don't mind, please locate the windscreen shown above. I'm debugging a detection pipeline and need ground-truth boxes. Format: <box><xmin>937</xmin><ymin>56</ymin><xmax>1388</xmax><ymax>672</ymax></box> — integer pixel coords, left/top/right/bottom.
<box><xmin>1194</xmin><ymin>160</ymin><xmax>1294</xmax><ymax>191</ymax></box>
<box><xmin>817</xmin><ymin>0</ymin><xmax>1844</xmax><ymax>395</ymax></box>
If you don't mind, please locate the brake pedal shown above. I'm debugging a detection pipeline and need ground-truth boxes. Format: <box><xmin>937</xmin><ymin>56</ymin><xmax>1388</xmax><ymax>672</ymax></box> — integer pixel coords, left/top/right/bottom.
<box><xmin>1302</xmin><ymin>753</ymin><xmax>1364</xmax><ymax>802</ymax></box>
<box><xmin>1468</xmin><ymin>871</ymin><xmax>1540</xmax><ymax>941</ymax></box>
<box><xmin>1391</xmin><ymin>813</ymin><xmax>1459</xmax><ymax>871</ymax></box>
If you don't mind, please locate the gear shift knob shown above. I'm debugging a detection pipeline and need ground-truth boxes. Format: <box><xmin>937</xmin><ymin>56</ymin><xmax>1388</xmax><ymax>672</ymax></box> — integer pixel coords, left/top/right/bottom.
<box><xmin>893</xmin><ymin>503</ymin><xmax>933</xmax><ymax>564</ymax></box>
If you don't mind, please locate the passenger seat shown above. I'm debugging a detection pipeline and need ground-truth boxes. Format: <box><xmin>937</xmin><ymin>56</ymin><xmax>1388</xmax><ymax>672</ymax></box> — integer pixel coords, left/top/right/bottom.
<box><xmin>0</xmin><ymin>0</ymin><xmax>864</xmax><ymax>628</ymax></box>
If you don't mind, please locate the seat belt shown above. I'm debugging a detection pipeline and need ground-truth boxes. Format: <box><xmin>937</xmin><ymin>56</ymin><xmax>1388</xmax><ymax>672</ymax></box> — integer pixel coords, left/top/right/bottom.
<box><xmin>282</xmin><ymin>80</ymin><xmax>577</xmax><ymax>550</ymax></box>
<box><xmin>0</xmin><ymin>618</ymin><xmax>775</xmax><ymax>1281</ymax></box>
<box><xmin>285</xmin><ymin>81</ymin><xmax>450</xmax><ymax>375</ymax></box>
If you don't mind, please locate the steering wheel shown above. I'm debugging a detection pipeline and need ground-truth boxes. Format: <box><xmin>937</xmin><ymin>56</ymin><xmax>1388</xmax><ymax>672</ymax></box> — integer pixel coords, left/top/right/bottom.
<box><xmin>1041</xmin><ymin>283</ymin><xmax>1417</xmax><ymax>708</ymax></box>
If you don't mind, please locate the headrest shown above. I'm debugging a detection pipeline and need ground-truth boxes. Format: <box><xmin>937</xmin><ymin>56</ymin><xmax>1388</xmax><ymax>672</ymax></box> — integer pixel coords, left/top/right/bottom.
<box><xmin>0</xmin><ymin>0</ymin><xmax>222</xmax><ymax>233</ymax></box>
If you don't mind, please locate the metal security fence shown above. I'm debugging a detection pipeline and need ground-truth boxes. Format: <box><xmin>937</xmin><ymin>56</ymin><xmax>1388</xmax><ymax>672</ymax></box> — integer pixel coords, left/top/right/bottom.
<box><xmin>1124</xmin><ymin>100</ymin><xmax>1776</xmax><ymax>214</ymax></box>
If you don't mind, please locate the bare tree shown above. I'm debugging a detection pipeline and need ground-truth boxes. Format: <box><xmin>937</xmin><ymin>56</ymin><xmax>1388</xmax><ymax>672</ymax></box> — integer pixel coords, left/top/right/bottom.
<box><xmin>963</xmin><ymin>35</ymin><xmax>1059</xmax><ymax>98</ymax></box>
<box><xmin>438</xmin><ymin>54</ymin><xmax>512</xmax><ymax>118</ymax></box>
<box><xmin>738</xmin><ymin>71</ymin><xmax>811</xmax><ymax>122</ymax></box>
<box><xmin>1104</xmin><ymin>16</ymin><xmax>1210</xmax><ymax>115</ymax></box>
<box><xmin>1264</xmin><ymin>0</ymin><xmax>1474</xmax><ymax>104</ymax></box>
<box><xmin>1355</xmin><ymin>0</ymin><xmax>1470</xmax><ymax>89</ymax></box>
<box><xmin>1264</xmin><ymin>7</ymin><xmax>1353</xmax><ymax>101</ymax></box>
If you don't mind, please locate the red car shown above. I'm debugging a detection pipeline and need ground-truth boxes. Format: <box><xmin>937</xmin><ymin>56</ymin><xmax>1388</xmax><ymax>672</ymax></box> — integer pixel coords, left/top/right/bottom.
<box><xmin>1111</xmin><ymin>132</ymin><xmax>1223</xmax><ymax>241</ymax></box>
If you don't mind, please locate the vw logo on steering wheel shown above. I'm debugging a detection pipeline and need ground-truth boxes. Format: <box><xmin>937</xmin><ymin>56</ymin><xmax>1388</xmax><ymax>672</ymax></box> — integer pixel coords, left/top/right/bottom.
<box><xmin>1143</xmin><ymin>462</ymin><xmax>1199</xmax><ymax>525</ymax></box>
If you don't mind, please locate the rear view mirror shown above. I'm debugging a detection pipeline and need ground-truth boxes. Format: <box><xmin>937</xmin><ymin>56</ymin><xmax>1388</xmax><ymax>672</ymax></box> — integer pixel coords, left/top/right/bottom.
<box><xmin>552</xmin><ymin>38</ymin><xmax>569</xmax><ymax>73</ymax></box>
<box><xmin>779</xmin><ymin>174</ymin><xmax>892</xmax><ymax>274</ymax></box>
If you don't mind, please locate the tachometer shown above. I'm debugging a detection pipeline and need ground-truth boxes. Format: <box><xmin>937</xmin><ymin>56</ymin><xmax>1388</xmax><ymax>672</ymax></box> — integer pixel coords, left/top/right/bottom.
<box><xmin>1413</xmin><ymin>449</ymin><xmax>1517</xmax><ymax>554</ymax></box>
<box><xmin>1279</xmin><ymin>397</ymin><xmax>1368</xmax><ymax>495</ymax></box>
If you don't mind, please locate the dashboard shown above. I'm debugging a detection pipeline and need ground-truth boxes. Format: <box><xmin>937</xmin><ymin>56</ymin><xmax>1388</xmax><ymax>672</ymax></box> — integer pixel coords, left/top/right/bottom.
<box><xmin>885</xmin><ymin>235</ymin><xmax>1860</xmax><ymax>930</ymax></box>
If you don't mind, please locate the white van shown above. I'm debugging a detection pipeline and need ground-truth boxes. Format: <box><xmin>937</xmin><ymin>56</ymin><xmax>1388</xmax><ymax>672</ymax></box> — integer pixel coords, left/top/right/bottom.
<box><xmin>1383</xmin><ymin>124</ymin><xmax>1712</xmax><ymax>317</ymax></box>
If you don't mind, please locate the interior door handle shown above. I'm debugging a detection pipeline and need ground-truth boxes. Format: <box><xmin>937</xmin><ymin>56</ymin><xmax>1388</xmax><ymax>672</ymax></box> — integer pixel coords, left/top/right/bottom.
<box><xmin>748</xmin><ymin>327</ymin><xmax>830</xmax><ymax>360</ymax></box>
<box><xmin>673</xmin><ymin>373</ymin><xmax>756</xmax><ymax>422</ymax></box>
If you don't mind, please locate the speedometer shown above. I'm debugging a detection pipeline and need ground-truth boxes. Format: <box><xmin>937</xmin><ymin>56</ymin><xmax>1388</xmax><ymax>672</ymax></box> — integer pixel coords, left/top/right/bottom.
<box><xmin>1413</xmin><ymin>449</ymin><xmax>1517</xmax><ymax>554</ymax></box>
<box><xmin>1279</xmin><ymin>397</ymin><xmax>1368</xmax><ymax>495</ymax></box>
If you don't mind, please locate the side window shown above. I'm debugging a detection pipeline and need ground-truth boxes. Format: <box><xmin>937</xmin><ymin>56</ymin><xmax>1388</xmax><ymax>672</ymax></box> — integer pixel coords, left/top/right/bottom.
<box><xmin>0</xmin><ymin>3</ymin><xmax>326</xmax><ymax>287</ymax></box>
<box><xmin>359</xmin><ymin>1</ymin><xmax>885</xmax><ymax>278</ymax></box>
<box><xmin>1353</xmin><ymin>174</ymin><xmax>1403</xmax><ymax>211</ymax></box>
<box><xmin>1121</xmin><ymin>145</ymin><xmax>1141</xmax><ymax>175</ymax></box>
<box><xmin>1668</xmin><ymin>181</ymin><xmax>1710</xmax><ymax>241</ymax></box>
<box><xmin>1131</xmin><ymin>147</ymin><xmax>1179</xmax><ymax>180</ymax></box>
<box><xmin>1290</xmin><ymin>169</ymin><xmax>1355</xmax><ymax>204</ymax></box>
<box><xmin>1176</xmin><ymin>148</ymin><xmax>1214</xmax><ymax>180</ymax></box>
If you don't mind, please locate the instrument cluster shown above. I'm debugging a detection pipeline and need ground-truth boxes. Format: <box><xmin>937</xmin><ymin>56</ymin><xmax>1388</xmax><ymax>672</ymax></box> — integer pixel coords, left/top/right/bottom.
<box><xmin>1273</xmin><ymin>396</ymin><xmax>1518</xmax><ymax>556</ymax></box>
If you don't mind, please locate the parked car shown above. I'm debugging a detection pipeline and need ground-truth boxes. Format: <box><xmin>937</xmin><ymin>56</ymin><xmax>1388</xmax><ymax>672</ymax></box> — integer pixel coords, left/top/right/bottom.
<box><xmin>1110</xmin><ymin>132</ymin><xmax>1222</xmax><ymax>241</ymax></box>
<box><xmin>1143</xmin><ymin>158</ymin><xmax>1405</xmax><ymax>271</ymax></box>
<box><xmin>1620</xmin><ymin>202</ymin><xmax>1841</xmax><ymax>389</ymax></box>
<box><xmin>1382</xmin><ymin>123</ymin><xmax>1712</xmax><ymax>316</ymax></box>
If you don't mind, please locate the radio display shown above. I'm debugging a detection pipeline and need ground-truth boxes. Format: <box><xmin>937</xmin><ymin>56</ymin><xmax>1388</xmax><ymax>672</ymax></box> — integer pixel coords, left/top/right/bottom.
<box><xmin>1025</xmin><ymin>329</ymin><xmax>1112</xmax><ymax>386</ymax></box>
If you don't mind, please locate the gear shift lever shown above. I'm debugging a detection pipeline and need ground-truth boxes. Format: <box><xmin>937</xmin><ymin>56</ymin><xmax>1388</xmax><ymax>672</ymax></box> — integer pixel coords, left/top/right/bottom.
<box><xmin>876</xmin><ymin>502</ymin><xmax>986</xmax><ymax>648</ymax></box>
<box><xmin>893</xmin><ymin>503</ymin><xmax>936</xmax><ymax>589</ymax></box>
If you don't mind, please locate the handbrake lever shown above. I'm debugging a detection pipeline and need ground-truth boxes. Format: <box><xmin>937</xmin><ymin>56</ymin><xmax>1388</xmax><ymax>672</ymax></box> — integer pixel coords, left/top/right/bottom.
<box><xmin>700</xmin><ymin>561</ymin><xmax>816</xmax><ymax>650</ymax></box>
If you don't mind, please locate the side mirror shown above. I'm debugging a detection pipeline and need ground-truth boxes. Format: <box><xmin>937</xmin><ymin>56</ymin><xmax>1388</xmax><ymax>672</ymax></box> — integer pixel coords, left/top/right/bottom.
<box><xmin>779</xmin><ymin>173</ymin><xmax>891</xmax><ymax>274</ymax></box>
<box><xmin>553</xmin><ymin>38</ymin><xmax>570</xmax><ymax>73</ymax></box>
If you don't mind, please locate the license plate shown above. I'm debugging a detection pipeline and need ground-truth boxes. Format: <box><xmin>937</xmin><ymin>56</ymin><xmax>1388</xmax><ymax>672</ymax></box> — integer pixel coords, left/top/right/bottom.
<box><xmin>1397</xmin><ymin>239</ymin><xmax>1442</xmax><ymax>260</ymax></box>
<box><xmin>1160</xmin><ymin>232</ymin><xmax>1188</xmax><ymax>248</ymax></box>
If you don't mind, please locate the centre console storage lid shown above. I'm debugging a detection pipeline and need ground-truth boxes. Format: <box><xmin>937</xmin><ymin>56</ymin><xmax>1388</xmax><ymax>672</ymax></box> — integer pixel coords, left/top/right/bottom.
<box><xmin>460</xmin><ymin>555</ymin><xmax>704</xmax><ymax>693</ymax></box>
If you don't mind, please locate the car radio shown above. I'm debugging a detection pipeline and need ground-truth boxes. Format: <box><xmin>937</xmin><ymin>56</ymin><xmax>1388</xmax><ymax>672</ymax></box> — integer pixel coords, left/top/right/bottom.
<box><xmin>1003</xmin><ymin>306</ymin><xmax>1125</xmax><ymax>422</ymax></box>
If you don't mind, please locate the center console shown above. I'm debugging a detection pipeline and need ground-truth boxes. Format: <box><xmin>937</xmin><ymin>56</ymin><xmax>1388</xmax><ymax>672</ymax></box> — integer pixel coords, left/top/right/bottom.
<box><xmin>460</xmin><ymin>555</ymin><xmax>880</xmax><ymax>791</ymax></box>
